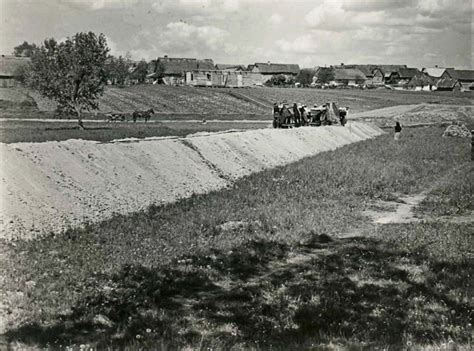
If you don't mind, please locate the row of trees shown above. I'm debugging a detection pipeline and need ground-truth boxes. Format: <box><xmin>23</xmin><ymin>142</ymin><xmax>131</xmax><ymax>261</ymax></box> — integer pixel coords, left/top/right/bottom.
<box><xmin>264</xmin><ymin>68</ymin><xmax>335</xmax><ymax>87</ymax></box>
<box><xmin>14</xmin><ymin>41</ymin><xmax>150</xmax><ymax>86</ymax></box>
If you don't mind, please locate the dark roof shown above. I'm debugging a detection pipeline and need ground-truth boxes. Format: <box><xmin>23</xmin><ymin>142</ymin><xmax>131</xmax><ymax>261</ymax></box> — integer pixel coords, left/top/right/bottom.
<box><xmin>335</xmin><ymin>65</ymin><xmax>376</xmax><ymax>77</ymax></box>
<box><xmin>408</xmin><ymin>73</ymin><xmax>435</xmax><ymax>86</ymax></box>
<box><xmin>335</xmin><ymin>64</ymin><xmax>407</xmax><ymax>77</ymax></box>
<box><xmin>253</xmin><ymin>62</ymin><xmax>300</xmax><ymax>75</ymax></box>
<box><xmin>398</xmin><ymin>68</ymin><xmax>421</xmax><ymax>79</ymax></box>
<box><xmin>154</xmin><ymin>57</ymin><xmax>214</xmax><ymax>76</ymax></box>
<box><xmin>374</xmin><ymin>65</ymin><xmax>407</xmax><ymax>76</ymax></box>
<box><xmin>334</xmin><ymin>68</ymin><xmax>367</xmax><ymax>81</ymax></box>
<box><xmin>436</xmin><ymin>77</ymin><xmax>459</xmax><ymax>89</ymax></box>
<box><xmin>215</xmin><ymin>64</ymin><xmax>245</xmax><ymax>70</ymax></box>
<box><xmin>446</xmin><ymin>69</ymin><xmax>474</xmax><ymax>82</ymax></box>
<box><xmin>0</xmin><ymin>55</ymin><xmax>30</xmax><ymax>76</ymax></box>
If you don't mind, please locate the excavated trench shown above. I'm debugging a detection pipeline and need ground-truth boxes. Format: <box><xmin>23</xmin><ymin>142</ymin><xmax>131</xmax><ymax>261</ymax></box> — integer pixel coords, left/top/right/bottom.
<box><xmin>0</xmin><ymin>122</ymin><xmax>384</xmax><ymax>239</ymax></box>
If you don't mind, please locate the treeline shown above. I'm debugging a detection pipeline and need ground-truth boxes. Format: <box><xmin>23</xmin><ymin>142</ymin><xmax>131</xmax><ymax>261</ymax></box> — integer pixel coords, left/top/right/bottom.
<box><xmin>266</xmin><ymin>69</ymin><xmax>335</xmax><ymax>87</ymax></box>
<box><xmin>13</xmin><ymin>40</ymin><xmax>149</xmax><ymax>86</ymax></box>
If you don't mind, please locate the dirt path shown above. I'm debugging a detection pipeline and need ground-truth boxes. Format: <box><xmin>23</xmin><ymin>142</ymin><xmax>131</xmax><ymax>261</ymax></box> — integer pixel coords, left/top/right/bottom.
<box><xmin>0</xmin><ymin>118</ymin><xmax>270</xmax><ymax>124</ymax></box>
<box><xmin>363</xmin><ymin>193</ymin><xmax>428</xmax><ymax>224</ymax></box>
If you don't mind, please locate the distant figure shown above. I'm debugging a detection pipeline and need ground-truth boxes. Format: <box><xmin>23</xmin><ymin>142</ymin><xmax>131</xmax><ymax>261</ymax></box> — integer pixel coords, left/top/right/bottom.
<box><xmin>273</xmin><ymin>102</ymin><xmax>279</xmax><ymax>115</ymax></box>
<box><xmin>339</xmin><ymin>107</ymin><xmax>348</xmax><ymax>126</ymax></box>
<box><xmin>394</xmin><ymin>122</ymin><xmax>402</xmax><ymax>140</ymax></box>
<box><xmin>293</xmin><ymin>103</ymin><xmax>300</xmax><ymax>126</ymax></box>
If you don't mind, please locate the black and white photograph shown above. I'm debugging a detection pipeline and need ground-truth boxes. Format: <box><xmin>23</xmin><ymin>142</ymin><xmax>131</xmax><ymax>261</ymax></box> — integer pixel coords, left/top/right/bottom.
<box><xmin>0</xmin><ymin>0</ymin><xmax>473</xmax><ymax>349</ymax></box>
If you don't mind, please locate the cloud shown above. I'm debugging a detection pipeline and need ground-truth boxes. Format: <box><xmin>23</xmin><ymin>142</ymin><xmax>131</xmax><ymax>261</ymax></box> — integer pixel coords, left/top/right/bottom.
<box><xmin>341</xmin><ymin>0</ymin><xmax>415</xmax><ymax>12</ymax></box>
<box><xmin>129</xmin><ymin>22</ymin><xmax>231</xmax><ymax>59</ymax></box>
<box><xmin>105</xmin><ymin>36</ymin><xmax>126</xmax><ymax>56</ymax></box>
<box><xmin>60</xmin><ymin>0</ymin><xmax>138</xmax><ymax>10</ymax></box>
<box><xmin>152</xmin><ymin>0</ymin><xmax>243</xmax><ymax>15</ymax></box>
<box><xmin>269</xmin><ymin>13</ymin><xmax>283</xmax><ymax>25</ymax></box>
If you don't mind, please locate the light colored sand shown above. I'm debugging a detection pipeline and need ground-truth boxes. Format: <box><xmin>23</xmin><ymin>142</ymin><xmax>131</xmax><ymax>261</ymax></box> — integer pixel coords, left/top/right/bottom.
<box><xmin>0</xmin><ymin>122</ymin><xmax>384</xmax><ymax>239</ymax></box>
<box><xmin>349</xmin><ymin>104</ymin><xmax>473</xmax><ymax>127</ymax></box>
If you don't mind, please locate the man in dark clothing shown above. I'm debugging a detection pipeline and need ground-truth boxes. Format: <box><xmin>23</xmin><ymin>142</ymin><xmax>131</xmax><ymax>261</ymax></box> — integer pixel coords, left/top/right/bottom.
<box><xmin>394</xmin><ymin>122</ymin><xmax>402</xmax><ymax>140</ymax></box>
<box><xmin>293</xmin><ymin>103</ymin><xmax>300</xmax><ymax>126</ymax></box>
<box><xmin>339</xmin><ymin>107</ymin><xmax>348</xmax><ymax>126</ymax></box>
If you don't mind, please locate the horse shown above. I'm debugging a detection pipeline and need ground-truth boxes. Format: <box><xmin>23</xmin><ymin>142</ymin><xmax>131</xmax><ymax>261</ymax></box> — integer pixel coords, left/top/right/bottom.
<box><xmin>132</xmin><ymin>108</ymin><xmax>155</xmax><ymax>123</ymax></box>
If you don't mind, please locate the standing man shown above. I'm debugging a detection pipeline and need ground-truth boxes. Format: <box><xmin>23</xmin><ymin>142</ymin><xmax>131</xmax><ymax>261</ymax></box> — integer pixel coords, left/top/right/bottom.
<box><xmin>293</xmin><ymin>103</ymin><xmax>300</xmax><ymax>126</ymax></box>
<box><xmin>394</xmin><ymin>122</ymin><xmax>402</xmax><ymax>140</ymax></box>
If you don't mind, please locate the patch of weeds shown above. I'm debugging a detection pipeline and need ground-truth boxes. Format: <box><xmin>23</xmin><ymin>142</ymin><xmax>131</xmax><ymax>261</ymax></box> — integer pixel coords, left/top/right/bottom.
<box><xmin>417</xmin><ymin>164</ymin><xmax>473</xmax><ymax>217</ymax></box>
<box><xmin>6</xmin><ymin>233</ymin><xmax>473</xmax><ymax>349</ymax></box>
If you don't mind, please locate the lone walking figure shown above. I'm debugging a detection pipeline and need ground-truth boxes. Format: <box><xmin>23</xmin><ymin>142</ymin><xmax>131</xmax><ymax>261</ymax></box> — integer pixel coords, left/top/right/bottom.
<box><xmin>394</xmin><ymin>122</ymin><xmax>402</xmax><ymax>140</ymax></box>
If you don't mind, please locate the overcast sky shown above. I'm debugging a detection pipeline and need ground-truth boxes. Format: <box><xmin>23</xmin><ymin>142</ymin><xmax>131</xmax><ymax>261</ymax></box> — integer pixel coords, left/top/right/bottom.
<box><xmin>1</xmin><ymin>0</ymin><xmax>472</xmax><ymax>68</ymax></box>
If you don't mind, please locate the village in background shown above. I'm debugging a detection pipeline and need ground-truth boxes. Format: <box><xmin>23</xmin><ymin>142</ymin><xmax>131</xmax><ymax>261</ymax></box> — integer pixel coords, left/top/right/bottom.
<box><xmin>1</xmin><ymin>42</ymin><xmax>473</xmax><ymax>91</ymax></box>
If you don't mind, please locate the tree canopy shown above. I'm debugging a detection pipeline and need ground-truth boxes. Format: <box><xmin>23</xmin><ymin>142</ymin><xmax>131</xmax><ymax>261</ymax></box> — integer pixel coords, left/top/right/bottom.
<box><xmin>131</xmin><ymin>60</ymin><xmax>149</xmax><ymax>83</ymax></box>
<box><xmin>105</xmin><ymin>54</ymin><xmax>131</xmax><ymax>85</ymax></box>
<box><xmin>296</xmin><ymin>68</ymin><xmax>316</xmax><ymax>86</ymax></box>
<box><xmin>317</xmin><ymin>68</ymin><xmax>335</xmax><ymax>84</ymax></box>
<box><xmin>29</xmin><ymin>32</ymin><xmax>109</xmax><ymax>126</ymax></box>
<box><xmin>13</xmin><ymin>41</ymin><xmax>38</xmax><ymax>57</ymax></box>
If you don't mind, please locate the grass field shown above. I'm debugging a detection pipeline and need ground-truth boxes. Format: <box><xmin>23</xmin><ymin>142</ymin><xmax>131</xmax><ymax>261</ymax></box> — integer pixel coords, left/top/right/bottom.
<box><xmin>2</xmin><ymin>125</ymin><xmax>472</xmax><ymax>349</ymax></box>
<box><xmin>0</xmin><ymin>120</ymin><xmax>269</xmax><ymax>143</ymax></box>
<box><xmin>1</xmin><ymin>86</ymin><xmax>472</xmax><ymax>118</ymax></box>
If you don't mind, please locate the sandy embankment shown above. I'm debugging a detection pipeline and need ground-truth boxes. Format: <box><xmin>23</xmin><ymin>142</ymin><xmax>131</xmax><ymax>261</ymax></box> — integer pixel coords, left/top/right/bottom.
<box><xmin>349</xmin><ymin>104</ymin><xmax>473</xmax><ymax>127</ymax></box>
<box><xmin>0</xmin><ymin>122</ymin><xmax>384</xmax><ymax>239</ymax></box>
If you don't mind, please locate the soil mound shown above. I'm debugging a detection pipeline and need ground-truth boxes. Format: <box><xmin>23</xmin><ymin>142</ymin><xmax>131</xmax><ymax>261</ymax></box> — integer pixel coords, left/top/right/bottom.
<box><xmin>442</xmin><ymin>122</ymin><xmax>471</xmax><ymax>138</ymax></box>
<box><xmin>0</xmin><ymin>122</ymin><xmax>383</xmax><ymax>239</ymax></box>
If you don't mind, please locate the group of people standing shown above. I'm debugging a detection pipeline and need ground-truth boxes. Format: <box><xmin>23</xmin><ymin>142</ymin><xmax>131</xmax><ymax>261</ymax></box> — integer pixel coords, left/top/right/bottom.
<box><xmin>273</xmin><ymin>102</ymin><xmax>349</xmax><ymax>128</ymax></box>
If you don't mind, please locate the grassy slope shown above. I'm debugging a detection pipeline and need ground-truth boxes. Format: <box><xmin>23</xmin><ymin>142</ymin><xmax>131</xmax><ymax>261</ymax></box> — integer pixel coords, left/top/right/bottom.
<box><xmin>416</xmin><ymin>164</ymin><xmax>473</xmax><ymax>217</ymax></box>
<box><xmin>2</xmin><ymin>126</ymin><xmax>473</xmax><ymax>349</ymax></box>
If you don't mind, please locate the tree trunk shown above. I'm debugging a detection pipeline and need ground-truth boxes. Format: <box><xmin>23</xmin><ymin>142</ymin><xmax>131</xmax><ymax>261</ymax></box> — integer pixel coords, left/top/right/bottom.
<box><xmin>75</xmin><ymin>105</ymin><xmax>84</xmax><ymax>130</ymax></box>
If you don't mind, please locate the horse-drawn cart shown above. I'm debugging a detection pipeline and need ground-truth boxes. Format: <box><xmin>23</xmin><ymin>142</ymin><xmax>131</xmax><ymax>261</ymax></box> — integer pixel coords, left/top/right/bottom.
<box><xmin>273</xmin><ymin>102</ymin><xmax>348</xmax><ymax>128</ymax></box>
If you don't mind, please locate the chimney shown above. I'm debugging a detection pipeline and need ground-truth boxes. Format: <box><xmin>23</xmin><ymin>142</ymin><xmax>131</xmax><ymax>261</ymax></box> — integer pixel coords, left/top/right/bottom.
<box><xmin>341</xmin><ymin>63</ymin><xmax>344</xmax><ymax>67</ymax></box>
<box><xmin>435</xmin><ymin>64</ymin><xmax>438</xmax><ymax>68</ymax></box>
<box><xmin>164</xmin><ymin>55</ymin><xmax>168</xmax><ymax>59</ymax></box>
<box><xmin>267</xmin><ymin>61</ymin><xmax>271</xmax><ymax>64</ymax></box>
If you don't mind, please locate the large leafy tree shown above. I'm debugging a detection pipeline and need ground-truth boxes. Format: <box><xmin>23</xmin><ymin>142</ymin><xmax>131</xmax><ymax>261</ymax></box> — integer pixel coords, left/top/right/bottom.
<box><xmin>317</xmin><ymin>68</ymin><xmax>335</xmax><ymax>84</ymax></box>
<box><xmin>13</xmin><ymin>41</ymin><xmax>38</xmax><ymax>57</ymax></box>
<box><xmin>296</xmin><ymin>68</ymin><xmax>316</xmax><ymax>86</ymax></box>
<box><xmin>106</xmin><ymin>55</ymin><xmax>131</xmax><ymax>85</ymax></box>
<box><xmin>131</xmin><ymin>60</ymin><xmax>149</xmax><ymax>83</ymax></box>
<box><xmin>29</xmin><ymin>32</ymin><xmax>109</xmax><ymax>128</ymax></box>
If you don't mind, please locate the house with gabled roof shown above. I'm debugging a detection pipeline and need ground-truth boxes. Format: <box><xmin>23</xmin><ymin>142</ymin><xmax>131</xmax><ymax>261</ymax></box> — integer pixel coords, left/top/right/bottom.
<box><xmin>334</xmin><ymin>64</ymin><xmax>384</xmax><ymax>86</ymax></box>
<box><xmin>215</xmin><ymin>64</ymin><xmax>246</xmax><ymax>71</ymax></box>
<box><xmin>251</xmin><ymin>62</ymin><xmax>300</xmax><ymax>77</ymax></box>
<box><xmin>333</xmin><ymin>67</ymin><xmax>368</xmax><ymax>86</ymax></box>
<box><xmin>185</xmin><ymin>69</ymin><xmax>266</xmax><ymax>87</ymax></box>
<box><xmin>147</xmin><ymin>55</ymin><xmax>214</xmax><ymax>85</ymax></box>
<box><xmin>436</xmin><ymin>77</ymin><xmax>461</xmax><ymax>91</ymax></box>
<box><xmin>422</xmin><ymin>67</ymin><xmax>449</xmax><ymax>79</ymax></box>
<box><xmin>385</xmin><ymin>67</ymin><xmax>422</xmax><ymax>86</ymax></box>
<box><xmin>444</xmin><ymin>69</ymin><xmax>474</xmax><ymax>91</ymax></box>
<box><xmin>0</xmin><ymin>55</ymin><xmax>30</xmax><ymax>87</ymax></box>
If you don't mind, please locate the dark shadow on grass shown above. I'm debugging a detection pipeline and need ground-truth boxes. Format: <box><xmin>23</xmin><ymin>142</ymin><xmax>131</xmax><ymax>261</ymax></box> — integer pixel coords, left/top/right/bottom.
<box><xmin>5</xmin><ymin>236</ymin><xmax>473</xmax><ymax>349</ymax></box>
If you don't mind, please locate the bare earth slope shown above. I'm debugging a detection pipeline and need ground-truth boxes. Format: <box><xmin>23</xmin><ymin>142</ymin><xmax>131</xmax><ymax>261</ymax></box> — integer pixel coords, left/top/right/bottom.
<box><xmin>350</xmin><ymin>104</ymin><xmax>474</xmax><ymax>127</ymax></box>
<box><xmin>1</xmin><ymin>122</ymin><xmax>383</xmax><ymax>239</ymax></box>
